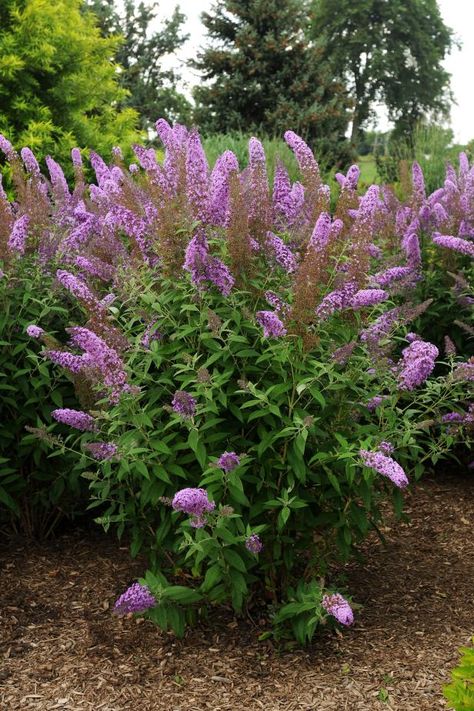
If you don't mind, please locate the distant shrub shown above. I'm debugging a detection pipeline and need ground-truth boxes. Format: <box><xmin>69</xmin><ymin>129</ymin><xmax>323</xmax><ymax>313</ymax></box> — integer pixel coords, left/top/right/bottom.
<box><xmin>376</xmin><ymin>124</ymin><xmax>464</xmax><ymax>195</ymax></box>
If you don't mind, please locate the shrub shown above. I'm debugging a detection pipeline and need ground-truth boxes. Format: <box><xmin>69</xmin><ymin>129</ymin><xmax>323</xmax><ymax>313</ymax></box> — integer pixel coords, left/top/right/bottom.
<box><xmin>444</xmin><ymin>638</ymin><xmax>474</xmax><ymax>711</ymax></box>
<box><xmin>0</xmin><ymin>259</ymin><xmax>86</xmax><ymax>536</ymax></box>
<box><xmin>0</xmin><ymin>121</ymin><xmax>472</xmax><ymax>641</ymax></box>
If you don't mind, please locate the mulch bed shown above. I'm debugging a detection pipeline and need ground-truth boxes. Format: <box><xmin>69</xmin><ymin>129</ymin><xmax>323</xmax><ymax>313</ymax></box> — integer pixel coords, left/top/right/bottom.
<box><xmin>1</xmin><ymin>472</ymin><xmax>473</xmax><ymax>711</ymax></box>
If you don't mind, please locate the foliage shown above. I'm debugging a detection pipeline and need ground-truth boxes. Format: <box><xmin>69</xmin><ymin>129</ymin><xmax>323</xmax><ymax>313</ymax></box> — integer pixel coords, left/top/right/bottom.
<box><xmin>0</xmin><ymin>0</ymin><xmax>139</xmax><ymax>169</ymax></box>
<box><xmin>444</xmin><ymin>638</ymin><xmax>474</xmax><ymax>711</ymax></box>
<box><xmin>85</xmin><ymin>0</ymin><xmax>192</xmax><ymax>129</ymax></box>
<box><xmin>0</xmin><ymin>122</ymin><xmax>472</xmax><ymax>642</ymax></box>
<box><xmin>311</xmin><ymin>0</ymin><xmax>455</xmax><ymax>142</ymax></box>
<box><xmin>192</xmin><ymin>0</ymin><xmax>353</xmax><ymax>168</ymax></box>
<box><xmin>376</xmin><ymin>124</ymin><xmax>464</xmax><ymax>194</ymax></box>
<box><xmin>0</xmin><ymin>261</ymin><xmax>85</xmax><ymax>536</ymax></box>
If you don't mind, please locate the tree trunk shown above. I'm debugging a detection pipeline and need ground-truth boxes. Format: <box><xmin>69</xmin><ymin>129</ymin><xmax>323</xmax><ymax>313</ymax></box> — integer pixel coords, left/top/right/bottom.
<box><xmin>350</xmin><ymin>110</ymin><xmax>360</xmax><ymax>146</ymax></box>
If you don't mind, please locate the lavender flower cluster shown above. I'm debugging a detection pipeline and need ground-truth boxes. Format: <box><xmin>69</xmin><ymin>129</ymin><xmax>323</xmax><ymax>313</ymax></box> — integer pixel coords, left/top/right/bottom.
<box><xmin>114</xmin><ymin>583</ymin><xmax>156</xmax><ymax>616</ymax></box>
<box><xmin>172</xmin><ymin>487</ymin><xmax>215</xmax><ymax>528</ymax></box>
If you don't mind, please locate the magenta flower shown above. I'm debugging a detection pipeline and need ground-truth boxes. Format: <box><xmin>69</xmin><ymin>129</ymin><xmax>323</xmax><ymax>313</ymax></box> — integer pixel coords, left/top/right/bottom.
<box><xmin>272</xmin><ymin>161</ymin><xmax>291</xmax><ymax>220</ymax></box>
<box><xmin>217</xmin><ymin>451</ymin><xmax>240</xmax><ymax>472</ymax></box>
<box><xmin>184</xmin><ymin>231</ymin><xmax>234</xmax><ymax>296</ymax></box>
<box><xmin>372</xmin><ymin>266</ymin><xmax>415</xmax><ymax>288</ymax></box>
<box><xmin>172</xmin><ymin>390</ymin><xmax>196</xmax><ymax>418</ymax></box>
<box><xmin>114</xmin><ymin>583</ymin><xmax>156</xmax><ymax>616</ymax></box>
<box><xmin>245</xmin><ymin>534</ymin><xmax>263</xmax><ymax>554</ymax></box>
<box><xmin>75</xmin><ymin>255</ymin><xmax>115</xmax><ymax>282</ymax></box>
<box><xmin>141</xmin><ymin>322</ymin><xmax>162</xmax><ymax>348</ymax></box>
<box><xmin>453</xmin><ymin>362</ymin><xmax>474</xmax><ymax>382</ymax></box>
<box><xmin>359</xmin><ymin>449</ymin><xmax>409</xmax><ymax>488</ymax></box>
<box><xmin>322</xmin><ymin>593</ymin><xmax>354</xmax><ymax>626</ymax></box>
<box><xmin>368</xmin><ymin>243</ymin><xmax>382</xmax><ymax>259</ymax></box>
<box><xmin>444</xmin><ymin>336</ymin><xmax>456</xmax><ymax>356</ymax></box>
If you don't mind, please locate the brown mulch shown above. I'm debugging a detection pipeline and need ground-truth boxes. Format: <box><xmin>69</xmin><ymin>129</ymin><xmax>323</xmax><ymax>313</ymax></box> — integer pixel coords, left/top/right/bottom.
<box><xmin>0</xmin><ymin>472</ymin><xmax>473</xmax><ymax>711</ymax></box>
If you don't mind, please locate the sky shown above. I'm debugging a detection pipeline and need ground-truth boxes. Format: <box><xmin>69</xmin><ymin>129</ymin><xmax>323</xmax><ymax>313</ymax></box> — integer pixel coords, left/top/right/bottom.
<box><xmin>159</xmin><ymin>0</ymin><xmax>474</xmax><ymax>143</ymax></box>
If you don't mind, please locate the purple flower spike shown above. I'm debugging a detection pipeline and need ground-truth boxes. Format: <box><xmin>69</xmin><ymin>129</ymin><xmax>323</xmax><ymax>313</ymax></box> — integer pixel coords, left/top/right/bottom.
<box><xmin>350</xmin><ymin>289</ymin><xmax>388</xmax><ymax>310</ymax></box>
<box><xmin>245</xmin><ymin>534</ymin><xmax>263</xmax><ymax>554</ymax></box>
<box><xmin>84</xmin><ymin>442</ymin><xmax>118</xmax><ymax>460</ymax></box>
<box><xmin>217</xmin><ymin>451</ymin><xmax>240</xmax><ymax>473</ymax></box>
<box><xmin>432</xmin><ymin>234</ymin><xmax>474</xmax><ymax>258</ymax></box>
<box><xmin>397</xmin><ymin>339</ymin><xmax>438</xmax><ymax>390</ymax></box>
<box><xmin>26</xmin><ymin>325</ymin><xmax>44</xmax><ymax>339</ymax></box>
<box><xmin>256</xmin><ymin>311</ymin><xmax>287</xmax><ymax>338</ymax></box>
<box><xmin>265</xmin><ymin>232</ymin><xmax>297</xmax><ymax>272</ymax></box>
<box><xmin>322</xmin><ymin>593</ymin><xmax>354</xmax><ymax>626</ymax></box>
<box><xmin>172</xmin><ymin>488</ymin><xmax>215</xmax><ymax>528</ymax></box>
<box><xmin>172</xmin><ymin>390</ymin><xmax>197</xmax><ymax>418</ymax></box>
<box><xmin>51</xmin><ymin>408</ymin><xmax>97</xmax><ymax>432</ymax></box>
<box><xmin>8</xmin><ymin>215</ymin><xmax>30</xmax><ymax>255</ymax></box>
<box><xmin>366</xmin><ymin>396</ymin><xmax>385</xmax><ymax>411</ymax></box>
<box><xmin>359</xmin><ymin>449</ymin><xmax>409</xmax><ymax>488</ymax></box>
<box><xmin>114</xmin><ymin>583</ymin><xmax>156</xmax><ymax>616</ymax></box>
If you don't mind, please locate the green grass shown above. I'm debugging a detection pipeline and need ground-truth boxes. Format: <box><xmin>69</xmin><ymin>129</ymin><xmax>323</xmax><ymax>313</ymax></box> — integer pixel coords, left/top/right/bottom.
<box><xmin>202</xmin><ymin>132</ymin><xmax>303</xmax><ymax>183</ymax></box>
<box><xmin>358</xmin><ymin>154</ymin><xmax>378</xmax><ymax>185</ymax></box>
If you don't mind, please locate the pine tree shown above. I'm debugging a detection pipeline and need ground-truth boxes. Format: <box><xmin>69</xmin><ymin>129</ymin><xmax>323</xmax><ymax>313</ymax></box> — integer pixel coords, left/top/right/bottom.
<box><xmin>0</xmin><ymin>0</ymin><xmax>139</xmax><ymax>166</ymax></box>
<box><xmin>192</xmin><ymin>0</ymin><xmax>353</xmax><ymax>167</ymax></box>
<box><xmin>85</xmin><ymin>0</ymin><xmax>191</xmax><ymax>130</ymax></box>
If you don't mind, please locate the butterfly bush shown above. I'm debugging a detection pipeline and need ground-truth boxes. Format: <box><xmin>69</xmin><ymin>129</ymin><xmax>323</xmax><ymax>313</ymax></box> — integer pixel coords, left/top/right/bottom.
<box><xmin>1</xmin><ymin>123</ymin><xmax>472</xmax><ymax>645</ymax></box>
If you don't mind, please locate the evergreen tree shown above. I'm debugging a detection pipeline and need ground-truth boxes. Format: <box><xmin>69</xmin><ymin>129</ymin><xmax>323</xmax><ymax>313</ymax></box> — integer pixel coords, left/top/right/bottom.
<box><xmin>311</xmin><ymin>0</ymin><xmax>454</xmax><ymax>142</ymax></box>
<box><xmin>0</xmin><ymin>0</ymin><xmax>139</xmax><ymax>165</ymax></box>
<box><xmin>192</xmin><ymin>0</ymin><xmax>353</xmax><ymax>167</ymax></box>
<box><xmin>86</xmin><ymin>0</ymin><xmax>191</xmax><ymax>130</ymax></box>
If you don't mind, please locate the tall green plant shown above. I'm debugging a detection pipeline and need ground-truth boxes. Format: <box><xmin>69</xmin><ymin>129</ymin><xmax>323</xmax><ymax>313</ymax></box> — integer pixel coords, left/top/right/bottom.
<box><xmin>0</xmin><ymin>0</ymin><xmax>139</xmax><ymax>167</ymax></box>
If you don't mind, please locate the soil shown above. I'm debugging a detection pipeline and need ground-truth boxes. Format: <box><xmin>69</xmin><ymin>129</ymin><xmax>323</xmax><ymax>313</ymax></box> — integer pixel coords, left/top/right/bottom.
<box><xmin>0</xmin><ymin>472</ymin><xmax>473</xmax><ymax>711</ymax></box>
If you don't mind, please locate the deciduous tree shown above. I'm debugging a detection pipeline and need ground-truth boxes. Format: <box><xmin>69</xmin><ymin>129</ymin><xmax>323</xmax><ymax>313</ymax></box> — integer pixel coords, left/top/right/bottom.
<box><xmin>86</xmin><ymin>0</ymin><xmax>191</xmax><ymax>129</ymax></box>
<box><xmin>311</xmin><ymin>0</ymin><xmax>454</xmax><ymax>142</ymax></box>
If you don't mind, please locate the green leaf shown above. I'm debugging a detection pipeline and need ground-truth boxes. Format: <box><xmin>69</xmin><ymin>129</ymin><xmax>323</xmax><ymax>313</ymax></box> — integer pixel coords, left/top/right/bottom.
<box><xmin>223</xmin><ymin>548</ymin><xmax>246</xmax><ymax>572</ymax></box>
<box><xmin>164</xmin><ymin>586</ymin><xmax>203</xmax><ymax>605</ymax></box>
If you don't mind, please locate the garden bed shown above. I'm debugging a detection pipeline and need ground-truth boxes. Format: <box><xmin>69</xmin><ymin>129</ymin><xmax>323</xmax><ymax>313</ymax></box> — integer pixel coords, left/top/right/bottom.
<box><xmin>0</xmin><ymin>471</ymin><xmax>472</xmax><ymax>711</ymax></box>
